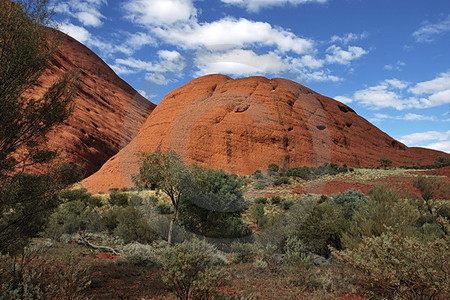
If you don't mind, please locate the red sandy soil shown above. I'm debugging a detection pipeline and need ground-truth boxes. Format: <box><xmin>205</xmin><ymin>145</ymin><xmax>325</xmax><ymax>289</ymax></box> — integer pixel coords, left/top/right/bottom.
<box><xmin>82</xmin><ymin>75</ymin><xmax>448</xmax><ymax>193</ymax></box>
<box><xmin>28</xmin><ymin>28</ymin><xmax>155</xmax><ymax>176</ymax></box>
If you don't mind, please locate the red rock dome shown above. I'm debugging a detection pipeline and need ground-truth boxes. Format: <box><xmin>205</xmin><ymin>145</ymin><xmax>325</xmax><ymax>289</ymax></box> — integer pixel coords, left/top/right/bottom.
<box><xmin>82</xmin><ymin>74</ymin><xmax>448</xmax><ymax>193</ymax></box>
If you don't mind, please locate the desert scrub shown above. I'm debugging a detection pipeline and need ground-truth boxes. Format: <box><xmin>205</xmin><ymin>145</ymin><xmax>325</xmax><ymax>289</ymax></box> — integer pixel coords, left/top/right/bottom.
<box><xmin>334</xmin><ymin>230</ymin><xmax>450</xmax><ymax>300</ymax></box>
<box><xmin>0</xmin><ymin>245</ymin><xmax>91</xmax><ymax>300</ymax></box>
<box><xmin>160</xmin><ymin>239</ymin><xmax>227</xmax><ymax>300</ymax></box>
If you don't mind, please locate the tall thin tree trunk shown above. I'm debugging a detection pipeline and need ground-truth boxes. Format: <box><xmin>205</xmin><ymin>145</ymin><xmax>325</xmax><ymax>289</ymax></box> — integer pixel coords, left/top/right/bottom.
<box><xmin>168</xmin><ymin>210</ymin><xmax>177</xmax><ymax>246</ymax></box>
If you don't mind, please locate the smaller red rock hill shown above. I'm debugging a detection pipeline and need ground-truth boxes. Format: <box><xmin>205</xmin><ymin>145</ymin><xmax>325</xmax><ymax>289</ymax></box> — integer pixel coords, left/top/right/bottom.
<box><xmin>31</xmin><ymin>28</ymin><xmax>155</xmax><ymax>175</ymax></box>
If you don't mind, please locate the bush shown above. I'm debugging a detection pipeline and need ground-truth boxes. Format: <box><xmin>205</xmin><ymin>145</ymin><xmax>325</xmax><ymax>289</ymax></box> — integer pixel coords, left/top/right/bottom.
<box><xmin>160</xmin><ymin>239</ymin><xmax>226</xmax><ymax>300</ymax></box>
<box><xmin>281</xmin><ymin>199</ymin><xmax>294</xmax><ymax>210</ymax></box>
<box><xmin>231</xmin><ymin>242</ymin><xmax>257</xmax><ymax>263</ymax></box>
<box><xmin>334</xmin><ymin>231</ymin><xmax>450</xmax><ymax>300</ymax></box>
<box><xmin>252</xmin><ymin>169</ymin><xmax>264</xmax><ymax>179</ymax></box>
<box><xmin>332</xmin><ymin>189</ymin><xmax>367</xmax><ymax>218</ymax></box>
<box><xmin>156</xmin><ymin>202</ymin><xmax>173</xmax><ymax>214</ymax></box>
<box><xmin>254</xmin><ymin>197</ymin><xmax>267</xmax><ymax>204</ymax></box>
<box><xmin>341</xmin><ymin>187</ymin><xmax>419</xmax><ymax>249</ymax></box>
<box><xmin>111</xmin><ymin>207</ymin><xmax>159</xmax><ymax>244</ymax></box>
<box><xmin>270</xmin><ymin>196</ymin><xmax>283</xmax><ymax>205</ymax></box>
<box><xmin>108</xmin><ymin>190</ymin><xmax>129</xmax><ymax>207</ymax></box>
<box><xmin>254</xmin><ymin>180</ymin><xmax>267</xmax><ymax>190</ymax></box>
<box><xmin>122</xmin><ymin>242</ymin><xmax>161</xmax><ymax>267</ymax></box>
<box><xmin>273</xmin><ymin>176</ymin><xmax>290</xmax><ymax>186</ymax></box>
<box><xmin>286</xmin><ymin>166</ymin><xmax>312</xmax><ymax>180</ymax></box>
<box><xmin>129</xmin><ymin>194</ymin><xmax>144</xmax><ymax>207</ymax></box>
<box><xmin>251</xmin><ymin>204</ymin><xmax>267</xmax><ymax>228</ymax></box>
<box><xmin>267</xmin><ymin>163</ymin><xmax>280</xmax><ymax>174</ymax></box>
<box><xmin>0</xmin><ymin>246</ymin><xmax>91</xmax><ymax>300</ymax></box>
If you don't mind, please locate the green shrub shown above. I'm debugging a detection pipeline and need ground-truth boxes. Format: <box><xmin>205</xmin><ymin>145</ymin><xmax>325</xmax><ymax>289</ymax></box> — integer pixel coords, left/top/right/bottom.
<box><xmin>45</xmin><ymin>200</ymin><xmax>103</xmax><ymax>240</ymax></box>
<box><xmin>281</xmin><ymin>199</ymin><xmax>294</xmax><ymax>210</ymax></box>
<box><xmin>286</xmin><ymin>166</ymin><xmax>313</xmax><ymax>180</ymax></box>
<box><xmin>342</xmin><ymin>187</ymin><xmax>419</xmax><ymax>249</ymax></box>
<box><xmin>270</xmin><ymin>196</ymin><xmax>283</xmax><ymax>205</ymax></box>
<box><xmin>267</xmin><ymin>163</ymin><xmax>280</xmax><ymax>174</ymax></box>
<box><xmin>129</xmin><ymin>194</ymin><xmax>144</xmax><ymax>206</ymax></box>
<box><xmin>252</xmin><ymin>169</ymin><xmax>264</xmax><ymax>179</ymax></box>
<box><xmin>273</xmin><ymin>176</ymin><xmax>290</xmax><ymax>186</ymax></box>
<box><xmin>122</xmin><ymin>242</ymin><xmax>161</xmax><ymax>266</ymax></box>
<box><xmin>254</xmin><ymin>180</ymin><xmax>267</xmax><ymax>190</ymax></box>
<box><xmin>156</xmin><ymin>202</ymin><xmax>173</xmax><ymax>214</ymax></box>
<box><xmin>108</xmin><ymin>190</ymin><xmax>129</xmax><ymax>207</ymax></box>
<box><xmin>160</xmin><ymin>239</ymin><xmax>226</xmax><ymax>300</ymax></box>
<box><xmin>112</xmin><ymin>207</ymin><xmax>159</xmax><ymax>244</ymax></box>
<box><xmin>334</xmin><ymin>231</ymin><xmax>450</xmax><ymax>300</ymax></box>
<box><xmin>0</xmin><ymin>247</ymin><xmax>91</xmax><ymax>300</ymax></box>
<box><xmin>251</xmin><ymin>204</ymin><xmax>267</xmax><ymax>228</ymax></box>
<box><xmin>231</xmin><ymin>242</ymin><xmax>258</xmax><ymax>263</ymax></box>
<box><xmin>254</xmin><ymin>197</ymin><xmax>267</xmax><ymax>204</ymax></box>
<box><xmin>332</xmin><ymin>189</ymin><xmax>367</xmax><ymax>218</ymax></box>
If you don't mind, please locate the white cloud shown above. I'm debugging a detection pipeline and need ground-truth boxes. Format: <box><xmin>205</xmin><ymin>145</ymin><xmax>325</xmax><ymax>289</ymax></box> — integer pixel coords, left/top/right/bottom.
<box><xmin>349</xmin><ymin>73</ymin><xmax>450</xmax><ymax>110</ymax></box>
<box><xmin>409</xmin><ymin>71</ymin><xmax>450</xmax><ymax>94</ymax></box>
<box><xmin>383</xmin><ymin>60</ymin><xmax>406</xmax><ymax>71</ymax></box>
<box><xmin>113</xmin><ymin>50</ymin><xmax>185</xmax><ymax>85</ymax></box>
<box><xmin>297</xmin><ymin>70</ymin><xmax>341</xmax><ymax>82</ymax></box>
<box><xmin>152</xmin><ymin>17</ymin><xmax>314</xmax><ymax>55</ymax></box>
<box><xmin>59</xmin><ymin>22</ymin><xmax>91</xmax><ymax>43</ymax></box>
<box><xmin>373</xmin><ymin>113</ymin><xmax>436</xmax><ymax>121</ymax></box>
<box><xmin>413</xmin><ymin>15</ymin><xmax>450</xmax><ymax>42</ymax></box>
<box><xmin>423</xmin><ymin>141</ymin><xmax>450</xmax><ymax>153</ymax></box>
<box><xmin>195</xmin><ymin>49</ymin><xmax>287</xmax><ymax>76</ymax></box>
<box><xmin>325</xmin><ymin>45</ymin><xmax>368</xmax><ymax>65</ymax></box>
<box><xmin>330</xmin><ymin>32</ymin><xmax>368</xmax><ymax>45</ymax></box>
<box><xmin>334</xmin><ymin>96</ymin><xmax>353</xmax><ymax>104</ymax></box>
<box><xmin>220</xmin><ymin>0</ymin><xmax>328</xmax><ymax>13</ymax></box>
<box><xmin>53</xmin><ymin>0</ymin><xmax>106</xmax><ymax>27</ymax></box>
<box><xmin>399</xmin><ymin>130</ymin><xmax>450</xmax><ymax>146</ymax></box>
<box><xmin>124</xmin><ymin>0</ymin><xmax>196</xmax><ymax>26</ymax></box>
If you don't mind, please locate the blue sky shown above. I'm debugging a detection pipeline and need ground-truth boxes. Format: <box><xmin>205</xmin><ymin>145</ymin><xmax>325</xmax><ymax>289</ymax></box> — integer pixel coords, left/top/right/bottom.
<box><xmin>51</xmin><ymin>0</ymin><xmax>450</xmax><ymax>153</ymax></box>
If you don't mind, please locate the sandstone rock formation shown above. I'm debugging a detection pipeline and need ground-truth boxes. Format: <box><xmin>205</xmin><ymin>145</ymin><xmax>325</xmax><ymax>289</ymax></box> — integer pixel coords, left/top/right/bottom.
<box><xmin>35</xmin><ymin>28</ymin><xmax>155</xmax><ymax>175</ymax></box>
<box><xmin>82</xmin><ymin>74</ymin><xmax>448</xmax><ymax>193</ymax></box>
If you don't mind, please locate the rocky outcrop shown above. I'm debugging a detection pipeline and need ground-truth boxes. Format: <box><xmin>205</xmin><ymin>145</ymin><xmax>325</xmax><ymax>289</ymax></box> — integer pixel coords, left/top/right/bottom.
<box><xmin>82</xmin><ymin>74</ymin><xmax>448</xmax><ymax>192</ymax></box>
<box><xmin>36</xmin><ymin>28</ymin><xmax>155</xmax><ymax>175</ymax></box>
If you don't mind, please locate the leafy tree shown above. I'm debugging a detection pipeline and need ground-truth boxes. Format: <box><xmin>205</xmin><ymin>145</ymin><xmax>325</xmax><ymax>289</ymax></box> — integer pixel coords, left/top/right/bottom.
<box><xmin>0</xmin><ymin>0</ymin><xmax>78</xmax><ymax>255</ymax></box>
<box><xmin>267</xmin><ymin>163</ymin><xmax>280</xmax><ymax>175</ymax></box>
<box><xmin>178</xmin><ymin>166</ymin><xmax>250</xmax><ymax>238</ymax></box>
<box><xmin>134</xmin><ymin>151</ymin><xmax>192</xmax><ymax>245</ymax></box>
<box><xmin>435</xmin><ymin>156</ymin><xmax>450</xmax><ymax>168</ymax></box>
<box><xmin>332</xmin><ymin>189</ymin><xmax>367</xmax><ymax>218</ymax></box>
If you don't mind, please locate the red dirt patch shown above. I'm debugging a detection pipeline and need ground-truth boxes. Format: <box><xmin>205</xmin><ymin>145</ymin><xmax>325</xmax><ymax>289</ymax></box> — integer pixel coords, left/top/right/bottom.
<box><xmin>95</xmin><ymin>252</ymin><xmax>119</xmax><ymax>260</ymax></box>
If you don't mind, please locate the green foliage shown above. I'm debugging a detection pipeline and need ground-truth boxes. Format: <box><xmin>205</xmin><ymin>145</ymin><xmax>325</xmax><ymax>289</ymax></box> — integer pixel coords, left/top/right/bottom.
<box><xmin>0</xmin><ymin>246</ymin><xmax>91</xmax><ymax>300</ymax></box>
<box><xmin>285</xmin><ymin>163</ymin><xmax>348</xmax><ymax>181</ymax></box>
<box><xmin>273</xmin><ymin>176</ymin><xmax>290</xmax><ymax>186</ymax></box>
<box><xmin>102</xmin><ymin>207</ymin><xmax>159</xmax><ymax>244</ymax></box>
<box><xmin>108</xmin><ymin>190</ymin><xmax>129</xmax><ymax>207</ymax></box>
<box><xmin>281</xmin><ymin>199</ymin><xmax>294</xmax><ymax>210</ymax></box>
<box><xmin>160</xmin><ymin>239</ymin><xmax>226</xmax><ymax>300</ymax></box>
<box><xmin>378</xmin><ymin>157</ymin><xmax>392</xmax><ymax>169</ymax></box>
<box><xmin>254</xmin><ymin>197</ymin><xmax>267</xmax><ymax>204</ymax></box>
<box><xmin>178</xmin><ymin>166</ymin><xmax>250</xmax><ymax>238</ymax></box>
<box><xmin>413</xmin><ymin>176</ymin><xmax>443</xmax><ymax>202</ymax></box>
<box><xmin>270</xmin><ymin>196</ymin><xmax>283</xmax><ymax>205</ymax></box>
<box><xmin>122</xmin><ymin>242</ymin><xmax>161</xmax><ymax>267</ymax></box>
<box><xmin>45</xmin><ymin>199</ymin><xmax>102</xmax><ymax>240</ymax></box>
<box><xmin>342</xmin><ymin>187</ymin><xmax>419</xmax><ymax>249</ymax></box>
<box><xmin>285</xmin><ymin>166</ymin><xmax>312</xmax><ymax>180</ymax></box>
<box><xmin>135</xmin><ymin>151</ymin><xmax>192</xmax><ymax>244</ymax></box>
<box><xmin>252</xmin><ymin>169</ymin><xmax>264</xmax><ymax>179</ymax></box>
<box><xmin>291</xmin><ymin>201</ymin><xmax>347</xmax><ymax>257</ymax></box>
<box><xmin>0</xmin><ymin>174</ymin><xmax>60</xmax><ymax>254</ymax></box>
<box><xmin>332</xmin><ymin>189</ymin><xmax>367</xmax><ymax>218</ymax></box>
<box><xmin>129</xmin><ymin>194</ymin><xmax>143</xmax><ymax>207</ymax></box>
<box><xmin>0</xmin><ymin>0</ymin><xmax>78</xmax><ymax>255</ymax></box>
<box><xmin>267</xmin><ymin>163</ymin><xmax>280</xmax><ymax>174</ymax></box>
<box><xmin>156</xmin><ymin>202</ymin><xmax>173</xmax><ymax>214</ymax></box>
<box><xmin>251</xmin><ymin>203</ymin><xmax>267</xmax><ymax>228</ymax></box>
<box><xmin>334</xmin><ymin>231</ymin><xmax>450</xmax><ymax>300</ymax></box>
<box><xmin>231</xmin><ymin>242</ymin><xmax>257</xmax><ymax>263</ymax></box>
<box><xmin>435</xmin><ymin>156</ymin><xmax>450</xmax><ymax>168</ymax></box>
